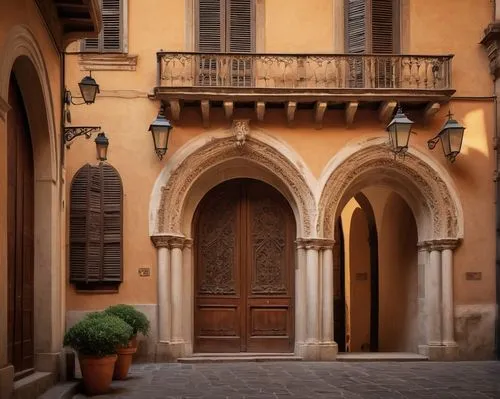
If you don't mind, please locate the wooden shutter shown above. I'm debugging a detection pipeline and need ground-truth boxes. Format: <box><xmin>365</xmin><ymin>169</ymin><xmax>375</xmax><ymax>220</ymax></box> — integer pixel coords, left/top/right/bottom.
<box><xmin>371</xmin><ymin>0</ymin><xmax>394</xmax><ymax>54</ymax></box>
<box><xmin>70</xmin><ymin>165</ymin><xmax>91</xmax><ymax>282</ymax></box>
<box><xmin>83</xmin><ymin>0</ymin><xmax>123</xmax><ymax>52</ymax></box>
<box><xmin>69</xmin><ymin>163</ymin><xmax>123</xmax><ymax>286</ymax></box>
<box><xmin>197</xmin><ymin>0</ymin><xmax>223</xmax><ymax>52</ymax></box>
<box><xmin>227</xmin><ymin>0</ymin><xmax>254</xmax><ymax>53</ymax></box>
<box><xmin>101</xmin><ymin>164</ymin><xmax>123</xmax><ymax>281</ymax></box>
<box><xmin>346</xmin><ymin>0</ymin><xmax>366</xmax><ymax>54</ymax></box>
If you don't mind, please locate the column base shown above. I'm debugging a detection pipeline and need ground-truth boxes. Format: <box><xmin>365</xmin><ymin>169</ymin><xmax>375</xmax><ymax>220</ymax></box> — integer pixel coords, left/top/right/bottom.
<box><xmin>295</xmin><ymin>342</ymin><xmax>338</xmax><ymax>360</ymax></box>
<box><xmin>155</xmin><ymin>341</ymin><xmax>187</xmax><ymax>361</ymax></box>
<box><xmin>420</xmin><ymin>343</ymin><xmax>460</xmax><ymax>361</ymax></box>
<box><xmin>35</xmin><ymin>352</ymin><xmax>61</xmax><ymax>375</ymax></box>
<box><xmin>0</xmin><ymin>364</ymin><xmax>14</xmax><ymax>399</ymax></box>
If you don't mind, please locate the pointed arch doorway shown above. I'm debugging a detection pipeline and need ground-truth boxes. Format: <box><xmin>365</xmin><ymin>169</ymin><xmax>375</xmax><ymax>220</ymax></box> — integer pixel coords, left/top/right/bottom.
<box><xmin>193</xmin><ymin>178</ymin><xmax>296</xmax><ymax>353</ymax></box>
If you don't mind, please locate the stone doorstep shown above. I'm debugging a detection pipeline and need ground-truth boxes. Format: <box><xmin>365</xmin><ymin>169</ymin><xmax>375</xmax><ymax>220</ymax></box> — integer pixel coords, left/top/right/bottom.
<box><xmin>38</xmin><ymin>381</ymin><xmax>81</xmax><ymax>399</ymax></box>
<box><xmin>336</xmin><ymin>352</ymin><xmax>429</xmax><ymax>362</ymax></box>
<box><xmin>13</xmin><ymin>371</ymin><xmax>55</xmax><ymax>399</ymax></box>
<box><xmin>177</xmin><ymin>353</ymin><xmax>303</xmax><ymax>363</ymax></box>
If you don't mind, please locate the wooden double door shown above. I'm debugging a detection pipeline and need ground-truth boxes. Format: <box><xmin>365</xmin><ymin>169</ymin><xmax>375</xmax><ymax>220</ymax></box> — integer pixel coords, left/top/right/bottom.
<box><xmin>7</xmin><ymin>76</ymin><xmax>35</xmax><ymax>376</ymax></box>
<box><xmin>194</xmin><ymin>179</ymin><xmax>295</xmax><ymax>353</ymax></box>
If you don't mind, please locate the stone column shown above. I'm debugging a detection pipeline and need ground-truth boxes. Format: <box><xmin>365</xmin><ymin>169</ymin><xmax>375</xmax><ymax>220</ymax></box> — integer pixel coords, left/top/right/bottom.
<box><xmin>295</xmin><ymin>241</ymin><xmax>307</xmax><ymax>355</ymax></box>
<box><xmin>305</xmin><ymin>242</ymin><xmax>320</xmax><ymax>346</ymax></box>
<box><xmin>427</xmin><ymin>245</ymin><xmax>442</xmax><ymax>347</ymax></box>
<box><xmin>152</xmin><ymin>236</ymin><xmax>171</xmax><ymax>343</ymax></box>
<box><xmin>182</xmin><ymin>239</ymin><xmax>193</xmax><ymax>356</ymax></box>
<box><xmin>170</xmin><ymin>238</ymin><xmax>184</xmax><ymax>343</ymax></box>
<box><xmin>440</xmin><ymin>239</ymin><xmax>460</xmax><ymax>359</ymax></box>
<box><xmin>297</xmin><ymin>238</ymin><xmax>338</xmax><ymax>361</ymax></box>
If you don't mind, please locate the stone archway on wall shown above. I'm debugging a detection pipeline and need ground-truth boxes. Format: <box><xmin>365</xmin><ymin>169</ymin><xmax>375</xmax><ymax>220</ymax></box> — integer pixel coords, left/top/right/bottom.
<box><xmin>149</xmin><ymin>120</ymin><xmax>321</xmax><ymax>359</ymax></box>
<box><xmin>317</xmin><ymin>137</ymin><xmax>464</xmax><ymax>360</ymax></box>
<box><xmin>0</xmin><ymin>25</ymin><xmax>60</xmax><ymax>379</ymax></box>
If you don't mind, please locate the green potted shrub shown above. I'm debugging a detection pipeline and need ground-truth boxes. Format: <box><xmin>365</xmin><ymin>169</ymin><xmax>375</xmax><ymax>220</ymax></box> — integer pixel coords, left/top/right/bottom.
<box><xmin>63</xmin><ymin>312</ymin><xmax>132</xmax><ymax>395</ymax></box>
<box><xmin>104</xmin><ymin>304</ymin><xmax>150</xmax><ymax>379</ymax></box>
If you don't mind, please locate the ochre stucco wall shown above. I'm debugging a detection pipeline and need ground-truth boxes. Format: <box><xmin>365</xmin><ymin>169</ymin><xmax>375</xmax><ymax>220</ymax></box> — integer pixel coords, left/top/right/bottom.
<box><xmin>63</xmin><ymin>0</ymin><xmax>497</xmax><ymax>355</ymax></box>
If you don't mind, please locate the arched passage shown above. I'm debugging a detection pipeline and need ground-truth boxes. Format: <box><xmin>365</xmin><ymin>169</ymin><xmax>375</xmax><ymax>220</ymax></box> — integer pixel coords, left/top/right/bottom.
<box><xmin>318</xmin><ymin>138</ymin><xmax>464</xmax><ymax>360</ymax></box>
<box><xmin>149</xmin><ymin>122</ymin><xmax>317</xmax><ymax>359</ymax></box>
<box><xmin>0</xmin><ymin>25</ymin><xmax>60</xmax><ymax>375</ymax></box>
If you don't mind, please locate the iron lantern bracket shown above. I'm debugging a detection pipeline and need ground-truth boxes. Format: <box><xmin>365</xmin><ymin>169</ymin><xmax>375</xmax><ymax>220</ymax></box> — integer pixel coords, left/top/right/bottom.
<box><xmin>64</xmin><ymin>126</ymin><xmax>101</xmax><ymax>143</ymax></box>
<box><xmin>427</xmin><ymin>134</ymin><xmax>441</xmax><ymax>150</ymax></box>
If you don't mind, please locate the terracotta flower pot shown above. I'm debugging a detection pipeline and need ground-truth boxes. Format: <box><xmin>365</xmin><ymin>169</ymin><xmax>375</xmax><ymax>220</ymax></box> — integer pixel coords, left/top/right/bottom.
<box><xmin>79</xmin><ymin>354</ymin><xmax>117</xmax><ymax>395</ymax></box>
<box><xmin>113</xmin><ymin>345</ymin><xmax>136</xmax><ymax>380</ymax></box>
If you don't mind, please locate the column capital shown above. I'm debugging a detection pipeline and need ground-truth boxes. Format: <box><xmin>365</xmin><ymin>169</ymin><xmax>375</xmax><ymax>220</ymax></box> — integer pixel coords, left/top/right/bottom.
<box><xmin>151</xmin><ymin>234</ymin><xmax>189</xmax><ymax>249</ymax></box>
<box><xmin>418</xmin><ymin>238</ymin><xmax>461</xmax><ymax>252</ymax></box>
<box><xmin>481</xmin><ymin>22</ymin><xmax>500</xmax><ymax>79</ymax></box>
<box><xmin>296</xmin><ymin>238</ymin><xmax>335</xmax><ymax>250</ymax></box>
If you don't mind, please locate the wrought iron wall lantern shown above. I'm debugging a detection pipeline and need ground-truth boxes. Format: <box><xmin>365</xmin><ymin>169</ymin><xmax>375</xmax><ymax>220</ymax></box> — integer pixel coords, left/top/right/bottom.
<box><xmin>95</xmin><ymin>132</ymin><xmax>110</xmax><ymax>162</ymax></box>
<box><xmin>427</xmin><ymin>111</ymin><xmax>465</xmax><ymax>163</ymax></box>
<box><xmin>386</xmin><ymin>106</ymin><xmax>415</xmax><ymax>156</ymax></box>
<box><xmin>387</xmin><ymin>106</ymin><xmax>465</xmax><ymax>163</ymax></box>
<box><xmin>148</xmin><ymin>104</ymin><xmax>173</xmax><ymax>161</ymax></box>
<box><xmin>64</xmin><ymin>72</ymin><xmax>102</xmax><ymax>148</ymax></box>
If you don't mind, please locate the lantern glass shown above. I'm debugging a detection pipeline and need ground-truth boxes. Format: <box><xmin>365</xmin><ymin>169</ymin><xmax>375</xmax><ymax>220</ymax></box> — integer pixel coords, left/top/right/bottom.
<box><xmin>440</xmin><ymin>127</ymin><xmax>464</xmax><ymax>160</ymax></box>
<box><xmin>148</xmin><ymin>112</ymin><xmax>173</xmax><ymax>160</ymax></box>
<box><xmin>386</xmin><ymin>107</ymin><xmax>414</xmax><ymax>153</ymax></box>
<box><xmin>94</xmin><ymin>132</ymin><xmax>109</xmax><ymax>161</ymax></box>
<box><xmin>78</xmin><ymin>75</ymin><xmax>100</xmax><ymax>104</ymax></box>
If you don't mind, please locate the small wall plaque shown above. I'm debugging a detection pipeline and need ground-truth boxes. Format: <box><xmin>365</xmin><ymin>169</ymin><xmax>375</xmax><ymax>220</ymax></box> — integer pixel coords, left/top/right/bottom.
<box><xmin>355</xmin><ymin>272</ymin><xmax>368</xmax><ymax>281</ymax></box>
<box><xmin>465</xmin><ymin>272</ymin><xmax>482</xmax><ymax>281</ymax></box>
<box><xmin>139</xmin><ymin>267</ymin><xmax>151</xmax><ymax>277</ymax></box>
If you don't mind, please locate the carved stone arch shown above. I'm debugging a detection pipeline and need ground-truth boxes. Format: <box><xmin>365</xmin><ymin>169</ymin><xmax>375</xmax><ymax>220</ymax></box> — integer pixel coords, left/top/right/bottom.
<box><xmin>0</xmin><ymin>24</ymin><xmax>57</xmax><ymax>180</ymax></box>
<box><xmin>317</xmin><ymin>138</ymin><xmax>464</xmax><ymax>242</ymax></box>
<box><xmin>149</xmin><ymin>122</ymin><xmax>317</xmax><ymax>238</ymax></box>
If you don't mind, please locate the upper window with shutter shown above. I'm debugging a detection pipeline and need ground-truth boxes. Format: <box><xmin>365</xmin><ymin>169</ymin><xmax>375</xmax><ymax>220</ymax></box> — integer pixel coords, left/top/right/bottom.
<box><xmin>70</xmin><ymin>163</ymin><xmax>123</xmax><ymax>291</ymax></box>
<box><xmin>196</xmin><ymin>0</ymin><xmax>255</xmax><ymax>53</ymax></box>
<box><xmin>345</xmin><ymin>0</ymin><xmax>400</xmax><ymax>54</ymax></box>
<box><xmin>83</xmin><ymin>0</ymin><xmax>126</xmax><ymax>53</ymax></box>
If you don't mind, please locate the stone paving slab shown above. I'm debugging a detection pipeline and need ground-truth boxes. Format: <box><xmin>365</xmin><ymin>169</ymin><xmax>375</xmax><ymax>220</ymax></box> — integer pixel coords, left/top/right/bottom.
<box><xmin>72</xmin><ymin>361</ymin><xmax>500</xmax><ymax>399</ymax></box>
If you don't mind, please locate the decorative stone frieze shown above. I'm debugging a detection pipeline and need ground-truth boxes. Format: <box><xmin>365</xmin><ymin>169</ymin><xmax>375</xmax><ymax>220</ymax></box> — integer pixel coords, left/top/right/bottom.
<box><xmin>481</xmin><ymin>22</ymin><xmax>500</xmax><ymax>79</ymax></box>
<box><xmin>421</xmin><ymin>238</ymin><xmax>462</xmax><ymax>252</ymax></box>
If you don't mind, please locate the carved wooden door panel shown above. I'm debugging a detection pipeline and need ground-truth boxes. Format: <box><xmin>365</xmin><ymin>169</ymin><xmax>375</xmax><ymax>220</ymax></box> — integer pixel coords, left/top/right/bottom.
<box><xmin>194</xmin><ymin>179</ymin><xmax>295</xmax><ymax>353</ymax></box>
<box><xmin>7</xmin><ymin>76</ymin><xmax>35</xmax><ymax>376</ymax></box>
<box><xmin>245</xmin><ymin>180</ymin><xmax>295</xmax><ymax>352</ymax></box>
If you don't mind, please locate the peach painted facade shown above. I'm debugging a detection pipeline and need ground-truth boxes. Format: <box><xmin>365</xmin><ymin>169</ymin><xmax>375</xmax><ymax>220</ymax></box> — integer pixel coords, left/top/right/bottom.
<box><xmin>61</xmin><ymin>0</ymin><xmax>500</xmax><ymax>364</ymax></box>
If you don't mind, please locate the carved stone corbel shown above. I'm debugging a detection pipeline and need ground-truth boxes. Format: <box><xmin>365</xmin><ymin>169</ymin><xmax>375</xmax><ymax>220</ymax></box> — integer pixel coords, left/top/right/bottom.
<box><xmin>481</xmin><ymin>22</ymin><xmax>500</xmax><ymax>80</ymax></box>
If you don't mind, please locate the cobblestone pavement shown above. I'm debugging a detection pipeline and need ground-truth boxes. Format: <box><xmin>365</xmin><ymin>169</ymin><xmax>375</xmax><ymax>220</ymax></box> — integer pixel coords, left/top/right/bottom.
<box><xmin>73</xmin><ymin>361</ymin><xmax>500</xmax><ymax>399</ymax></box>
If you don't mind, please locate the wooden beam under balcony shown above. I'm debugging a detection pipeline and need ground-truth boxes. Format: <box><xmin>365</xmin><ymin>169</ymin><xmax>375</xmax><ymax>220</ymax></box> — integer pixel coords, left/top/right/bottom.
<box><xmin>315</xmin><ymin>102</ymin><xmax>327</xmax><ymax>129</ymax></box>
<box><xmin>201</xmin><ymin>100</ymin><xmax>210</xmax><ymax>128</ymax></box>
<box><xmin>256</xmin><ymin>102</ymin><xmax>266</xmax><ymax>121</ymax></box>
<box><xmin>169</xmin><ymin>100</ymin><xmax>181</xmax><ymax>120</ymax></box>
<box><xmin>379</xmin><ymin>101</ymin><xmax>398</xmax><ymax>124</ymax></box>
<box><xmin>224</xmin><ymin>101</ymin><xmax>234</xmax><ymax>120</ymax></box>
<box><xmin>424</xmin><ymin>102</ymin><xmax>441</xmax><ymax>122</ymax></box>
<box><xmin>345</xmin><ymin>102</ymin><xmax>359</xmax><ymax>127</ymax></box>
<box><xmin>287</xmin><ymin>102</ymin><xmax>297</xmax><ymax>126</ymax></box>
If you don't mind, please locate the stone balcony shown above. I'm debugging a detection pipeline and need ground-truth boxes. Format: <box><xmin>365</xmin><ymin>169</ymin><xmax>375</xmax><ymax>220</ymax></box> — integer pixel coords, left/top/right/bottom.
<box><xmin>153</xmin><ymin>52</ymin><xmax>455</xmax><ymax>127</ymax></box>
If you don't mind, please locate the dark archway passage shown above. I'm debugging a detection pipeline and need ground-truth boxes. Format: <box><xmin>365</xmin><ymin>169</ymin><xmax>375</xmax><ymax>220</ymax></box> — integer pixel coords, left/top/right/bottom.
<box><xmin>194</xmin><ymin>179</ymin><xmax>296</xmax><ymax>353</ymax></box>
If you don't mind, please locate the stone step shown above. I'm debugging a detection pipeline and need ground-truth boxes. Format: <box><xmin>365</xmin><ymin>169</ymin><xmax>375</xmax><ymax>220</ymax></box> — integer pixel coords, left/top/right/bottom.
<box><xmin>336</xmin><ymin>352</ymin><xmax>429</xmax><ymax>362</ymax></box>
<box><xmin>178</xmin><ymin>353</ymin><xmax>302</xmax><ymax>363</ymax></box>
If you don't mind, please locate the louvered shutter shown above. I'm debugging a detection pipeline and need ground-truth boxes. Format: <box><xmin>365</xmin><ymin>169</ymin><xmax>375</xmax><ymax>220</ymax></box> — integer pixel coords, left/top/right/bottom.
<box><xmin>69</xmin><ymin>165</ymin><xmax>90</xmax><ymax>282</ymax></box>
<box><xmin>346</xmin><ymin>0</ymin><xmax>366</xmax><ymax>88</ymax></box>
<box><xmin>69</xmin><ymin>163</ymin><xmax>123</xmax><ymax>286</ymax></box>
<box><xmin>346</xmin><ymin>0</ymin><xmax>366</xmax><ymax>54</ymax></box>
<box><xmin>83</xmin><ymin>0</ymin><xmax>123</xmax><ymax>52</ymax></box>
<box><xmin>197</xmin><ymin>0</ymin><xmax>223</xmax><ymax>85</ymax></box>
<box><xmin>101</xmin><ymin>164</ymin><xmax>123</xmax><ymax>282</ymax></box>
<box><xmin>228</xmin><ymin>0</ymin><xmax>254</xmax><ymax>86</ymax></box>
<box><xmin>372</xmin><ymin>0</ymin><xmax>394</xmax><ymax>53</ymax></box>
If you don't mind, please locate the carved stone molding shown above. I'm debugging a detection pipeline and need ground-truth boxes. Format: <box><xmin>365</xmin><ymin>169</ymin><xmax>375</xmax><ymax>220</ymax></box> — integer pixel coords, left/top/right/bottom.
<box><xmin>232</xmin><ymin>119</ymin><xmax>250</xmax><ymax>148</ymax></box>
<box><xmin>156</xmin><ymin>133</ymin><xmax>316</xmax><ymax>236</ymax></box>
<box><xmin>420</xmin><ymin>238</ymin><xmax>462</xmax><ymax>252</ymax></box>
<box><xmin>481</xmin><ymin>22</ymin><xmax>500</xmax><ymax>79</ymax></box>
<box><xmin>318</xmin><ymin>142</ymin><xmax>462</xmax><ymax>242</ymax></box>
<box><xmin>151</xmin><ymin>234</ymin><xmax>188</xmax><ymax>249</ymax></box>
<box><xmin>79</xmin><ymin>53</ymin><xmax>139</xmax><ymax>72</ymax></box>
<box><xmin>0</xmin><ymin>95</ymin><xmax>10</xmax><ymax>121</ymax></box>
<box><xmin>296</xmin><ymin>238</ymin><xmax>335</xmax><ymax>250</ymax></box>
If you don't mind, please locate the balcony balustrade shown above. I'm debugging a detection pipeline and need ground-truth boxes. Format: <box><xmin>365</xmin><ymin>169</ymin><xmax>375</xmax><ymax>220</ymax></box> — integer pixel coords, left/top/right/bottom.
<box><xmin>153</xmin><ymin>52</ymin><xmax>455</xmax><ymax>127</ymax></box>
